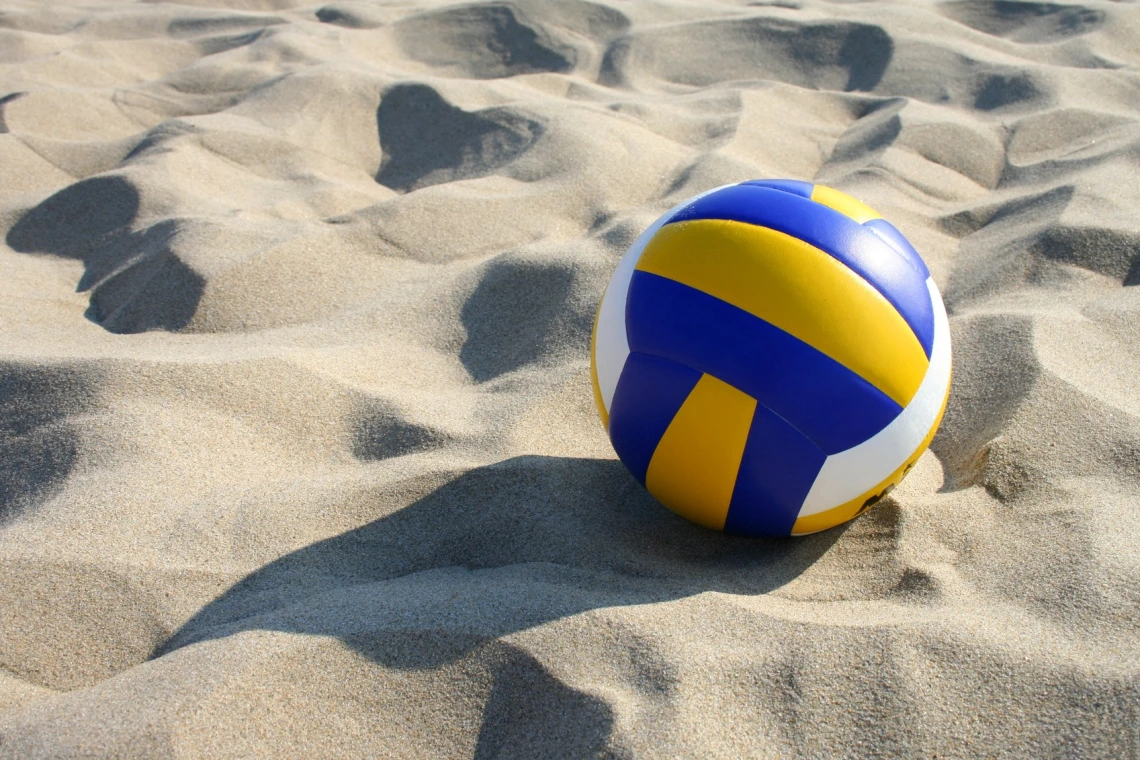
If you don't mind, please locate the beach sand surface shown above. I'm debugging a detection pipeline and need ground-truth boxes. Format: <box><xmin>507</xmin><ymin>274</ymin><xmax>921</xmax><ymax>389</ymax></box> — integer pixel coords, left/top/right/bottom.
<box><xmin>0</xmin><ymin>0</ymin><xmax>1138</xmax><ymax>756</ymax></box>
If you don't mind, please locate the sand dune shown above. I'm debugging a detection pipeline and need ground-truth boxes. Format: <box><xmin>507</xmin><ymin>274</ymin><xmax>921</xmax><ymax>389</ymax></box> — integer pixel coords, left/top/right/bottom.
<box><xmin>0</xmin><ymin>0</ymin><xmax>1137</xmax><ymax>756</ymax></box>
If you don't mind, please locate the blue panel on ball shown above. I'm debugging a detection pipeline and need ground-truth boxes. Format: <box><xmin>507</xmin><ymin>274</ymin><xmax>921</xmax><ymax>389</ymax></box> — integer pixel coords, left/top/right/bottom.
<box><xmin>740</xmin><ymin>179</ymin><xmax>814</xmax><ymax>198</ymax></box>
<box><xmin>666</xmin><ymin>184</ymin><xmax>935</xmax><ymax>358</ymax></box>
<box><xmin>863</xmin><ymin>218</ymin><xmax>930</xmax><ymax>280</ymax></box>
<box><xmin>724</xmin><ymin>403</ymin><xmax>827</xmax><ymax>536</ymax></box>
<box><xmin>626</xmin><ymin>271</ymin><xmax>903</xmax><ymax>455</ymax></box>
<box><xmin>608</xmin><ymin>352</ymin><xmax>703</xmax><ymax>486</ymax></box>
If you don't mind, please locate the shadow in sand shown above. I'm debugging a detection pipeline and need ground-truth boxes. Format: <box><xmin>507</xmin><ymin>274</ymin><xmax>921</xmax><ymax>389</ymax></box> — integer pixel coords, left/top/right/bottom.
<box><xmin>6</xmin><ymin>175</ymin><xmax>204</xmax><ymax>334</ymax></box>
<box><xmin>837</xmin><ymin>23</ymin><xmax>894</xmax><ymax>92</ymax></box>
<box><xmin>392</xmin><ymin>4</ymin><xmax>576</xmax><ymax>80</ymax></box>
<box><xmin>375</xmin><ymin>83</ymin><xmax>544</xmax><ymax>194</ymax></box>
<box><xmin>459</xmin><ymin>256</ymin><xmax>578</xmax><ymax>382</ymax></box>
<box><xmin>159</xmin><ymin>455</ymin><xmax>844</xmax><ymax>661</ymax></box>
<box><xmin>467</xmin><ymin>641</ymin><xmax>617</xmax><ymax>758</ymax></box>
<box><xmin>158</xmin><ymin>455</ymin><xmax>844</xmax><ymax>753</ymax></box>
<box><xmin>1126</xmin><ymin>257</ymin><xmax>1140</xmax><ymax>287</ymax></box>
<box><xmin>0</xmin><ymin>363</ymin><xmax>94</xmax><ymax>524</ymax></box>
<box><xmin>0</xmin><ymin>91</ymin><xmax>25</xmax><ymax>133</ymax></box>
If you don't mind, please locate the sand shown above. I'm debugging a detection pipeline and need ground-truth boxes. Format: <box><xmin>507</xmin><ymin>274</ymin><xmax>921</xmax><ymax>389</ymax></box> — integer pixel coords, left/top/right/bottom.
<box><xmin>0</xmin><ymin>0</ymin><xmax>1137</xmax><ymax>756</ymax></box>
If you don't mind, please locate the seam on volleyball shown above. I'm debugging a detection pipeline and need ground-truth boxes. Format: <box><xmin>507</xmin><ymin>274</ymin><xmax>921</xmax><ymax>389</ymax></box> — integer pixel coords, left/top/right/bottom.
<box><xmin>661</xmin><ymin>185</ymin><xmax>932</xmax><ymax>355</ymax></box>
<box><xmin>862</xmin><ymin>219</ymin><xmax>929</xmax><ymax>282</ymax></box>
<box><xmin>619</xmin><ymin>347</ymin><xmax>829</xmax><ymax>463</ymax></box>
<box><xmin>624</xmin><ymin>270</ymin><xmax>905</xmax><ymax>452</ymax></box>
<box><xmin>811</xmin><ymin>200</ymin><xmax>932</xmax><ymax>296</ymax></box>
<box><xmin>648</xmin><ymin>216</ymin><xmax>930</xmax><ymax>398</ymax></box>
<box><xmin>795</xmin><ymin>276</ymin><xmax>950</xmax><ymax>518</ymax></box>
<box><xmin>601</xmin><ymin>184</ymin><xmax>739</xmax><ymax>414</ymax></box>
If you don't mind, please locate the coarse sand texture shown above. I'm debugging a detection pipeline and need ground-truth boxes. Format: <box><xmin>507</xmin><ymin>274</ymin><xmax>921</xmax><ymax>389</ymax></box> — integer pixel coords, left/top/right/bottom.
<box><xmin>0</xmin><ymin>0</ymin><xmax>1138</xmax><ymax>757</ymax></box>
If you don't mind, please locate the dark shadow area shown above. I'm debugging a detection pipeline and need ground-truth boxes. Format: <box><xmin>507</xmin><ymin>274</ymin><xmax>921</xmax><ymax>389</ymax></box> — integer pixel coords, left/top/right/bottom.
<box><xmin>601</xmin><ymin>18</ymin><xmax>891</xmax><ymax>92</ymax></box>
<box><xmin>196</xmin><ymin>29</ymin><xmax>264</xmax><ymax>56</ymax></box>
<box><xmin>158</xmin><ymin>456</ymin><xmax>846</xmax><ymax>663</ymax></box>
<box><xmin>0</xmin><ymin>363</ymin><xmax>93</xmax><ymax>524</ymax></box>
<box><xmin>0</xmin><ymin>91</ymin><xmax>25</xmax><ymax>134</ymax></box>
<box><xmin>375</xmin><ymin>83</ymin><xmax>544</xmax><ymax>194</ymax></box>
<box><xmin>315</xmin><ymin>4</ymin><xmax>382</xmax><ymax>29</ymax></box>
<box><xmin>332</xmin><ymin>630</ymin><xmax>619</xmax><ymax>756</ymax></box>
<box><xmin>930</xmin><ymin>316</ymin><xmax>1038</xmax><ymax>490</ymax></box>
<box><xmin>1125</xmin><ymin>257</ymin><xmax>1140</xmax><ymax>288</ymax></box>
<box><xmin>121</xmin><ymin>121</ymin><xmax>199</xmax><ymax>165</ymax></box>
<box><xmin>938</xmin><ymin>184</ymin><xmax>1074</xmax><ymax>238</ymax></box>
<box><xmin>6</xmin><ymin>176</ymin><xmax>205</xmax><ymax>333</ymax></box>
<box><xmin>155</xmin><ymin>456</ymin><xmax>846</xmax><ymax>751</ymax></box>
<box><xmin>1031</xmin><ymin>225</ymin><xmax>1140</xmax><ymax>285</ymax></box>
<box><xmin>459</xmin><ymin>256</ymin><xmax>577</xmax><ymax>382</ymax></box>
<box><xmin>352</xmin><ymin>399</ymin><xmax>448</xmax><ymax>461</ymax></box>
<box><xmin>350</xmin><ymin>630</ymin><xmax>619</xmax><ymax>757</ymax></box>
<box><xmin>838</xmin><ymin>23</ymin><xmax>894</xmax><ymax>92</ymax></box>
<box><xmin>823</xmin><ymin>98</ymin><xmax>904</xmax><ymax>170</ymax></box>
<box><xmin>974</xmin><ymin>71</ymin><xmax>1044</xmax><ymax>111</ymax></box>
<box><xmin>941</xmin><ymin>1</ymin><xmax>1104</xmax><ymax>43</ymax></box>
<box><xmin>7</xmin><ymin>176</ymin><xmax>137</xmax><ymax>259</ymax></box>
<box><xmin>166</xmin><ymin>14</ymin><xmax>286</xmax><ymax>38</ymax></box>
<box><xmin>470</xmin><ymin>643</ymin><xmax>615</xmax><ymax>759</ymax></box>
<box><xmin>596</xmin><ymin>38</ymin><xmax>630</xmax><ymax>88</ymax></box>
<box><xmin>393</xmin><ymin>4</ymin><xmax>574</xmax><ymax>79</ymax></box>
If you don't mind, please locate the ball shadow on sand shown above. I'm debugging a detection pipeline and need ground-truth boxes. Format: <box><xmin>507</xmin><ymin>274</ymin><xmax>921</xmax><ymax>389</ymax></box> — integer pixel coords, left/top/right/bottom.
<box><xmin>156</xmin><ymin>455</ymin><xmax>845</xmax><ymax>752</ymax></box>
<box><xmin>6</xmin><ymin>176</ymin><xmax>204</xmax><ymax>334</ymax></box>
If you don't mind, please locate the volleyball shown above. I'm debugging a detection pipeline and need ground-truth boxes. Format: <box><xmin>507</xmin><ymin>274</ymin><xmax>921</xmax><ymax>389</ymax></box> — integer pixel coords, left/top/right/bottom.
<box><xmin>590</xmin><ymin>180</ymin><xmax>952</xmax><ymax>536</ymax></box>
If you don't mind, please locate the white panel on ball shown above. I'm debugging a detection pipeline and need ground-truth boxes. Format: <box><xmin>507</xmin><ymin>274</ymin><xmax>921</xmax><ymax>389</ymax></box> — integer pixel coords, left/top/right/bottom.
<box><xmin>796</xmin><ymin>277</ymin><xmax>952</xmax><ymax>518</ymax></box>
<box><xmin>593</xmin><ymin>185</ymin><xmax>732</xmax><ymax>417</ymax></box>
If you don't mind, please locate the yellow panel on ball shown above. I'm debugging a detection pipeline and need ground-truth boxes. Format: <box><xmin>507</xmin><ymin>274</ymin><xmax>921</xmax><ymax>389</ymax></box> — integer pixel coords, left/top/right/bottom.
<box><xmin>810</xmin><ymin>184</ymin><xmax>882</xmax><ymax>224</ymax></box>
<box><xmin>645</xmin><ymin>374</ymin><xmax>756</xmax><ymax>531</ymax></box>
<box><xmin>636</xmin><ymin>219</ymin><xmax>929</xmax><ymax>408</ymax></box>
